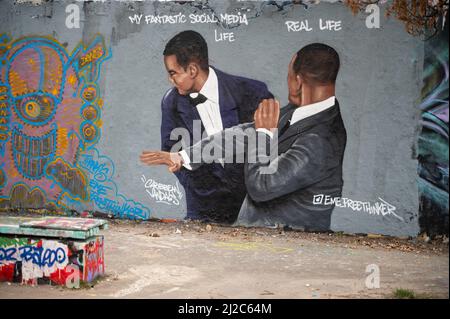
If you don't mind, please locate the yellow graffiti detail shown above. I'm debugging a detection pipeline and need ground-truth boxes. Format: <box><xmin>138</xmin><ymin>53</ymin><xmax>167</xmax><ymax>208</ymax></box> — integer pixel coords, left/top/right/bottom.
<box><xmin>49</xmin><ymin>67</ymin><xmax>62</xmax><ymax>85</ymax></box>
<box><xmin>56</xmin><ymin>127</ymin><xmax>68</xmax><ymax>156</ymax></box>
<box><xmin>79</xmin><ymin>45</ymin><xmax>104</xmax><ymax>68</ymax></box>
<box><xmin>67</xmin><ymin>74</ymin><xmax>77</xmax><ymax>87</ymax></box>
<box><xmin>24</xmin><ymin>100</ymin><xmax>40</xmax><ymax>118</ymax></box>
<box><xmin>82</xmin><ymin>86</ymin><xmax>97</xmax><ymax>101</ymax></box>
<box><xmin>43</xmin><ymin>58</ymin><xmax>62</xmax><ymax>96</ymax></box>
<box><xmin>9</xmin><ymin>70</ymin><xmax>28</xmax><ymax>96</ymax></box>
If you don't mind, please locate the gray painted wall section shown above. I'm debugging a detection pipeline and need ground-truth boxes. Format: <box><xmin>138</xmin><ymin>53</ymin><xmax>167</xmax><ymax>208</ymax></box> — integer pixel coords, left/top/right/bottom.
<box><xmin>0</xmin><ymin>0</ymin><xmax>423</xmax><ymax>236</ymax></box>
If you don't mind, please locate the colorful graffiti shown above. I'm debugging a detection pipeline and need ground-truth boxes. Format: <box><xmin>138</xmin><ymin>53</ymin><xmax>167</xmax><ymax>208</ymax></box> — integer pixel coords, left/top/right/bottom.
<box><xmin>0</xmin><ymin>34</ymin><xmax>150</xmax><ymax>220</ymax></box>
<box><xmin>417</xmin><ymin>15</ymin><xmax>449</xmax><ymax>236</ymax></box>
<box><xmin>0</xmin><ymin>33</ymin><xmax>107</xmax><ymax>209</ymax></box>
<box><xmin>0</xmin><ymin>235</ymin><xmax>104</xmax><ymax>285</ymax></box>
<box><xmin>82</xmin><ymin>236</ymin><xmax>105</xmax><ymax>283</ymax></box>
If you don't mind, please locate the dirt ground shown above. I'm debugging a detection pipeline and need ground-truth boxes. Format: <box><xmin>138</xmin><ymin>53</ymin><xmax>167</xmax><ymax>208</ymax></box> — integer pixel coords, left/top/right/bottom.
<box><xmin>0</xmin><ymin>218</ymin><xmax>448</xmax><ymax>299</ymax></box>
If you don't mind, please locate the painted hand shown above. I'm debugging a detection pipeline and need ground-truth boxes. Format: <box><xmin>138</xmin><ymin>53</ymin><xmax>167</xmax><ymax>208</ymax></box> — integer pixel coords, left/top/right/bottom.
<box><xmin>254</xmin><ymin>99</ymin><xmax>280</xmax><ymax>133</ymax></box>
<box><xmin>140</xmin><ymin>151</ymin><xmax>183</xmax><ymax>173</ymax></box>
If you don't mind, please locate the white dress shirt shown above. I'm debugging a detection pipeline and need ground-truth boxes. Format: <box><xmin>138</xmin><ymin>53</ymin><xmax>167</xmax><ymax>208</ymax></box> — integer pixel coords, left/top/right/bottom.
<box><xmin>190</xmin><ymin>67</ymin><xmax>223</xmax><ymax>137</ymax></box>
<box><xmin>181</xmin><ymin>67</ymin><xmax>223</xmax><ymax>169</ymax></box>
<box><xmin>290</xmin><ymin>96</ymin><xmax>335</xmax><ymax>125</ymax></box>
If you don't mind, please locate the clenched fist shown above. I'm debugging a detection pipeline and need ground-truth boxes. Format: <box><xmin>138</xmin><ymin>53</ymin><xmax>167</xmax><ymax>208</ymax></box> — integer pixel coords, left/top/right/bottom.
<box><xmin>254</xmin><ymin>99</ymin><xmax>280</xmax><ymax>132</ymax></box>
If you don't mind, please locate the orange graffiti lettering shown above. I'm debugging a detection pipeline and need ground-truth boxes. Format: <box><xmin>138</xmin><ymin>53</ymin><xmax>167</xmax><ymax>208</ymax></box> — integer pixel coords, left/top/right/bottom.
<box><xmin>79</xmin><ymin>46</ymin><xmax>104</xmax><ymax>68</ymax></box>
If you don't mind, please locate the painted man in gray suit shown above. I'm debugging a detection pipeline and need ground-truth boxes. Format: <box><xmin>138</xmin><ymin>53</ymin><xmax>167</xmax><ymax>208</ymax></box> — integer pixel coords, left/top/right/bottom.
<box><xmin>141</xmin><ymin>43</ymin><xmax>347</xmax><ymax>231</ymax></box>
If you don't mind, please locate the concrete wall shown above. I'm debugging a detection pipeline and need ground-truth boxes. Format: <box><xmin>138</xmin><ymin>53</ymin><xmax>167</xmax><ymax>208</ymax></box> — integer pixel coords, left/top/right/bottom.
<box><xmin>0</xmin><ymin>0</ymin><xmax>428</xmax><ymax>236</ymax></box>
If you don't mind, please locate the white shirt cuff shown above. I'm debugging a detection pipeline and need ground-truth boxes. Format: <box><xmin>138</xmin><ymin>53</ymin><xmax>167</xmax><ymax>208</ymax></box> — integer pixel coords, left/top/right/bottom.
<box><xmin>256</xmin><ymin>128</ymin><xmax>274</xmax><ymax>139</ymax></box>
<box><xmin>178</xmin><ymin>150</ymin><xmax>193</xmax><ymax>171</ymax></box>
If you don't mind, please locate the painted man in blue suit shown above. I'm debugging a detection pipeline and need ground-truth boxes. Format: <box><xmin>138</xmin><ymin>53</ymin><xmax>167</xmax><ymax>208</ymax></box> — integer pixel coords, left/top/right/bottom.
<box><xmin>157</xmin><ymin>30</ymin><xmax>273</xmax><ymax>223</ymax></box>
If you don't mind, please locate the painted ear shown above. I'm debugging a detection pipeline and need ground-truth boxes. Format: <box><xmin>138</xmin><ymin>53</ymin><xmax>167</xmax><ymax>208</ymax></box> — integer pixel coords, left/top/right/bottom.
<box><xmin>188</xmin><ymin>63</ymin><xmax>199</xmax><ymax>78</ymax></box>
<box><xmin>296</xmin><ymin>74</ymin><xmax>303</xmax><ymax>91</ymax></box>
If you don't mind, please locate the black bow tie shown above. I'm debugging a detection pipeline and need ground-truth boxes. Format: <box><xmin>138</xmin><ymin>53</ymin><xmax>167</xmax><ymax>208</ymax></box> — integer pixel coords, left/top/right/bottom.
<box><xmin>188</xmin><ymin>93</ymin><xmax>208</xmax><ymax>106</ymax></box>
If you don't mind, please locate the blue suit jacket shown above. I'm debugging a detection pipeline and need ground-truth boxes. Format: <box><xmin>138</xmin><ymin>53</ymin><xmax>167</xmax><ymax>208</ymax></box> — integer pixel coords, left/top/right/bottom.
<box><xmin>160</xmin><ymin>67</ymin><xmax>273</xmax><ymax>223</ymax></box>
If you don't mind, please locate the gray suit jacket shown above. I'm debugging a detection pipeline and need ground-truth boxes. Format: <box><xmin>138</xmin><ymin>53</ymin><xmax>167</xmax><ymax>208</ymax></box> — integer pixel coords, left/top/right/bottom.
<box><xmin>185</xmin><ymin>100</ymin><xmax>347</xmax><ymax>231</ymax></box>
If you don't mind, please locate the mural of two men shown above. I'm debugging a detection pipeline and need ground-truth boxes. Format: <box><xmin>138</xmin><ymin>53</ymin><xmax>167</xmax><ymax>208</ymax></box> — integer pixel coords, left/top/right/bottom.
<box><xmin>156</xmin><ymin>31</ymin><xmax>273</xmax><ymax>224</ymax></box>
<box><xmin>141</xmin><ymin>30</ymin><xmax>347</xmax><ymax>231</ymax></box>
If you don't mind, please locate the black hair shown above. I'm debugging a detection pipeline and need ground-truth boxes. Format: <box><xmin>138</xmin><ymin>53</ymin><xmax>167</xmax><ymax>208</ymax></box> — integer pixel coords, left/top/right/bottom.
<box><xmin>163</xmin><ymin>30</ymin><xmax>209</xmax><ymax>71</ymax></box>
<box><xmin>293</xmin><ymin>43</ymin><xmax>340</xmax><ymax>85</ymax></box>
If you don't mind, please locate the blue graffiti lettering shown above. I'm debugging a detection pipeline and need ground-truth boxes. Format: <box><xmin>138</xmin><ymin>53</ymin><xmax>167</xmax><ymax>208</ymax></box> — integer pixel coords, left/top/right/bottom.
<box><xmin>18</xmin><ymin>246</ymin><xmax>66</xmax><ymax>268</ymax></box>
<box><xmin>0</xmin><ymin>247</ymin><xmax>17</xmax><ymax>263</ymax></box>
<box><xmin>79</xmin><ymin>148</ymin><xmax>151</xmax><ymax>220</ymax></box>
<box><xmin>82</xmin><ymin>154</ymin><xmax>110</xmax><ymax>182</ymax></box>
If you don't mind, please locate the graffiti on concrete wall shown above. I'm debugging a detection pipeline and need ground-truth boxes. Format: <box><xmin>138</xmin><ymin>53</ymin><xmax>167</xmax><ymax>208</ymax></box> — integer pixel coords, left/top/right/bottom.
<box><xmin>80</xmin><ymin>148</ymin><xmax>151</xmax><ymax>219</ymax></box>
<box><xmin>0</xmin><ymin>34</ymin><xmax>150</xmax><ymax>220</ymax></box>
<box><xmin>0</xmin><ymin>33</ymin><xmax>106</xmax><ymax>210</ymax></box>
<box><xmin>417</xmin><ymin>16</ymin><xmax>449</xmax><ymax>236</ymax></box>
<box><xmin>141</xmin><ymin>175</ymin><xmax>183</xmax><ymax>206</ymax></box>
